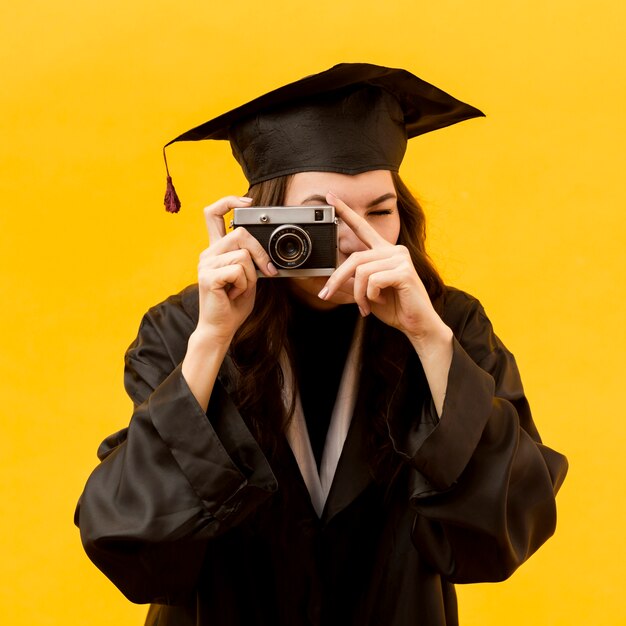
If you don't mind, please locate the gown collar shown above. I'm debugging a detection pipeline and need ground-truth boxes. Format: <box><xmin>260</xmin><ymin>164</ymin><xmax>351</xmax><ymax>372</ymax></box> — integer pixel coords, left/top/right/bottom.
<box><xmin>283</xmin><ymin>317</ymin><xmax>365</xmax><ymax>518</ymax></box>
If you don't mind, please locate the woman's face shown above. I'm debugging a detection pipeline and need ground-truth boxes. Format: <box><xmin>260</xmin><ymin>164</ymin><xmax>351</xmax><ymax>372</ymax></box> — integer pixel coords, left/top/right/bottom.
<box><xmin>283</xmin><ymin>169</ymin><xmax>401</xmax><ymax>309</ymax></box>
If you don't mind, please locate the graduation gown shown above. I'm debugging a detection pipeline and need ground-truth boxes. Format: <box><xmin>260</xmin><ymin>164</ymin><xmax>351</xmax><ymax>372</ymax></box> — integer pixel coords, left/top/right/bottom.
<box><xmin>75</xmin><ymin>285</ymin><xmax>567</xmax><ymax>626</ymax></box>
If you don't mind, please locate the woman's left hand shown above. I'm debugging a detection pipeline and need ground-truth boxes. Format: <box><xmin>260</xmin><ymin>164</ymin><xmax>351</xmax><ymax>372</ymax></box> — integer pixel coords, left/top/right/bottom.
<box><xmin>319</xmin><ymin>192</ymin><xmax>451</xmax><ymax>355</ymax></box>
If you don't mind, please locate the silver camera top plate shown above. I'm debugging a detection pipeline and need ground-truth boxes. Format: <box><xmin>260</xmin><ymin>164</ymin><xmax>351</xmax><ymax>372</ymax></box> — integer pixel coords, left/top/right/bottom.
<box><xmin>232</xmin><ymin>205</ymin><xmax>335</xmax><ymax>225</ymax></box>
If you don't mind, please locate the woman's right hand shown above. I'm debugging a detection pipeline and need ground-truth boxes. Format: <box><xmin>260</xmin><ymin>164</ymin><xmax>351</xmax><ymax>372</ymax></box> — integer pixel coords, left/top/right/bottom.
<box><xmin>182</xmin><ymin>196</ymin><xmax>277</xmax><ymax>411</ymax></box>
<box><xmin>196</xmin><ymin>195</ymin><xmax>277</xmax><ymax>344</ymax></box>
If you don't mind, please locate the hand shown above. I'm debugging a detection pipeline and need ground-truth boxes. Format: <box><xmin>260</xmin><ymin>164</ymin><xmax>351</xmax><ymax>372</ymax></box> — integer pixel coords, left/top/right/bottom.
<box><xmin>320</xmin><ymin>192</ymin><xmax>450</xmax><ymax>352</ymax></box>
<box><xmin>195</xmin><ymin>195</ymin><xmax>277</xmax><ymax>344</ymax></box>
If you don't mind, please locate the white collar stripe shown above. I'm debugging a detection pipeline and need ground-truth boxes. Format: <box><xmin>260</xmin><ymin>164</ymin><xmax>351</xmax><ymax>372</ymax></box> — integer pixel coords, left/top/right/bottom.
<box><xmin>283</xmin><ymin>318</ymin><xmax>364</xmax><ymax>517</ymax></box>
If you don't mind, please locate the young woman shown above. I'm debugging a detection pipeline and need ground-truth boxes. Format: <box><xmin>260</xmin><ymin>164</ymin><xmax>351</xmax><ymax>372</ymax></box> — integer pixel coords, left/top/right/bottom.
<box><xmin>76</xmin><ymin>63</ymin><xmax>567</xmax><ymax>626</ymax></box>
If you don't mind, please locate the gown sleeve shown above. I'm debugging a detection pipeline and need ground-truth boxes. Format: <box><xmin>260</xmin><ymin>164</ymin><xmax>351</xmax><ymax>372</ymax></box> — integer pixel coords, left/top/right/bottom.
<box><xmin>74</xmin><ymin>290</ymin><xmax>278</xmax><ymax>604</ymax></box>
<box><xmin>390</xmin><ymin>288</ymin><xmax>568</xmax><ymax>583</ymax></box>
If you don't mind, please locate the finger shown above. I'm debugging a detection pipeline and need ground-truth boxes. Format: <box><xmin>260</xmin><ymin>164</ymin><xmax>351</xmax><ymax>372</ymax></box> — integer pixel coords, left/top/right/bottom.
<box><xmin>366</xmin><ymin>269</ymin><xmax>399</xmax><ymax>302</ymax></box>
<box><xmin>202</xmin><ymin>248</ymin><xmax>258</xmax><ymax>290</ymax></box>
<box><xmin>326</xmin><ymin>191</ymin><xmax>388</xmax><ymax>249</ymax></box>
<box><xmin>203</xmin><ymin>195</ymin><xmax>253</xmax><ymax>245</ymax></box>
<box><xmin>208</xmin><ymin>264</ymin><xmax>250</xmax><ymax>300</ymax></box>
<box><xmin>365</xmin><ymin>252</ymin><xmax>423</xmax><ymax>301</ymax></box>
<box><xmin>205</xmin><ymin>227</ymin><xmax>278</xmax><ymax>276</ymax></box>
<box><xmin>352</xmin><ymin>257</ymin><xmax>400</xmax><ymax>314</ymax></box>
<box><xmin>320</xmin><ymin>248</ymin><xmax>390</xmax><ymax>301</ymax></box>
<box><xmin>224</xmin><ymin>268</ymin><xmax>250</xmax><ymax>301</ymax></box>
<box><xmin>329</xmin><ymin>283</ymin><xmax>358</xmax><ymax>305</ymax></box>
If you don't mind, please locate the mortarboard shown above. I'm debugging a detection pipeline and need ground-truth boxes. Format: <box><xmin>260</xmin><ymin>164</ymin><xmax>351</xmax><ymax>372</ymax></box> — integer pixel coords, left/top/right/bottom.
<box><xmin>163</xmin><ymin>63</ymin><xmax>484</xmax><ymax>212</ymax></box>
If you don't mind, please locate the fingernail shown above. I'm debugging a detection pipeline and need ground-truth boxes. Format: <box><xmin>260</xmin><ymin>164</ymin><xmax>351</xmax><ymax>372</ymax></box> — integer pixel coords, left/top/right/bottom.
<box><xmin>327</xmin><ymin>191</ymin><xmax>337</xmax><ymax>200</ymax></box>
<box><xmin>267</xmin><ymin>262</ymin><xmax>278</xmax><ymax>276</ymax></box>
<box><xmin>358</xmin><ymin>306</ymin><xmax>367</xmax><ymax>317</ymax></box>
<box><xmin>238</xmin><ymin>196</ymin><xmax>253</xmax><ymax>202</ymax></box>
<box><xmin>318</xmin><ymin>286</ymin><xmax>329</xmax><ymax>300</ymax></box>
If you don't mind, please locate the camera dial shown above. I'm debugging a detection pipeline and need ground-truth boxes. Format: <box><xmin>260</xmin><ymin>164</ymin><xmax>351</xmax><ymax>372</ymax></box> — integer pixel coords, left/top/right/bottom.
<box><xmin>268</xmin><ymin>225</ymin><xmax>312</xmax><ymax>269</ymax></box>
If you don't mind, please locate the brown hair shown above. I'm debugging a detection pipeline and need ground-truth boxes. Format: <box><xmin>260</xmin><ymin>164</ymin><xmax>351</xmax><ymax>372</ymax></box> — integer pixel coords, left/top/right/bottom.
<box><xmin>229</xmin><ymin>172</ymin><xmax>445</xmax><ymax>464</ymax></box>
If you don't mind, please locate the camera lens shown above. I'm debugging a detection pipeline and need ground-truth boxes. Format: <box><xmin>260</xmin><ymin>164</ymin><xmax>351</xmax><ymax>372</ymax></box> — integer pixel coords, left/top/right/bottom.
<box><xmin>276</xmin><ymin>235</ymin><xmax>302</xmax><ymax>260</ymax></box>
<box><xmin>268</xmin><ymin>225</ymin><xmax>312</xmax><ymax>269</ymax></box>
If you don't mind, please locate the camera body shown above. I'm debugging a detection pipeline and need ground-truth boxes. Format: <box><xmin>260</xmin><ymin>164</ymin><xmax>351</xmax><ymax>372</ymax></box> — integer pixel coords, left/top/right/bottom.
<box><xmin>231</xmin><ymin>205</ymin><xmax>337</xmax><ymax>276</ymax></box>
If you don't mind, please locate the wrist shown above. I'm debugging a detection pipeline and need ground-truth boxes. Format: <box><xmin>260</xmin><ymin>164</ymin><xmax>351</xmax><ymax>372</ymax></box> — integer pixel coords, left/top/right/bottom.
<box><xmin>188</xmin><ymin>325</ymin><xmax>234</xmax><ymax>352</ymax></box>
<box><xmin>405</xmin><ymin>320</ymin><xmax>453</xmax><ymax>361</ymax></box>
<box><xmin>183</xmin><ymin>328</ymin><xmax>232</xmax><ymax>377</ymax></box>
<box><xmin>182</xmin><ymin>329</ymin><xmax>232</xmax><ymax>412</ymax></box>
<box><xmin>406</xmin><ymin>321</ymin><xmax>453</xmax><ymax>418</ymax></box>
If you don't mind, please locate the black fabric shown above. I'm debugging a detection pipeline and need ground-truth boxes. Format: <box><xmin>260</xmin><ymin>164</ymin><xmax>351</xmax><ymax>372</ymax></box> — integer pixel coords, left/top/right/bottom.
<box><xmin>287</xmin><ymin>298</ymin><xmax>359</xmax><ymax>468</ymax></box>
<box><xmin>164</xmin><ymin>63</ymin><xmax>484</xmax><ymax>185</ymax></box>
<box><xmin>229</xmin><ymin>86</ymin><xmax>408</xmax><ymax>185</ymax></box>
<box><xmin>75</xmin><ymin>285</ymin><xmax>568</xmax><ymax>626</ymax></box>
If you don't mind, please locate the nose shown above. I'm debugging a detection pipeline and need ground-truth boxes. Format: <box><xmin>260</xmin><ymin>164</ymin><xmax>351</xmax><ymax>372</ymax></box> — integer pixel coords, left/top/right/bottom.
<box><xmin>337</xmin><ymin>219</ymin><xmax>368</xmax><ymax>261</ymax></box>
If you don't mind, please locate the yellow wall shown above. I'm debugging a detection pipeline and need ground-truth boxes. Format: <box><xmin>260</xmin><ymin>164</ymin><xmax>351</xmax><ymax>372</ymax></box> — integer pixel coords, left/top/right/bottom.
<box><xmin>1</xmin><ymin>1</ymin><xmax>624</xmax><ymax>624</ymax></box>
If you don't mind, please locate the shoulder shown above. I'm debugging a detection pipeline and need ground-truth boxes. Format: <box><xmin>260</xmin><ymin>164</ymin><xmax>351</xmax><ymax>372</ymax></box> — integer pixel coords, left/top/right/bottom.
<box><xmin>440</xmin><ymin>285</ymin><xmax>486</xmax><ymax>328</ymax></box>
<box><xmin>126</xmin><ymin>284</ymin><xmax>200</xmax><ymax>370</ymax></box>
<box><xmin>142</xmin><ymin>283</ymin><xmax>199</xmax><ymax>330</ymax></box>
<box><xmin>440</xmin><ymin>286</ymin><xmax>501</xmax><ymax>365</ymax></box>
<box><xmin>123</xmin><ymin>285</ymin><xmax>200</xmax><ymax>405</ymax></box>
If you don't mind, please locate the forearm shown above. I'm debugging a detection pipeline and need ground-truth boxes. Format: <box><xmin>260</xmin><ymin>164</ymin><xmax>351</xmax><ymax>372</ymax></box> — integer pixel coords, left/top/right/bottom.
<box><xmin>77</xmin><ymin>365</ymin><xmax>272</xmax><ymax>604</ymax></box>
<box><xmin>399</xmin><ymin>289</ymin><xmax>567</xmax><ymax>582</ymax></box>
<box><xmin>182</xmin><ymin>330</ymin><xmax>232</xmax><ymax>412</ymax></box>
<box><xmin>407</xmin><ymin>338</ymin><xmax>566</xmax><ymax>583</ymax></box>
<box><xmin>406</xmin><ymin>321</ymin><xmax>453</xmax><ymax>417</ymax></box>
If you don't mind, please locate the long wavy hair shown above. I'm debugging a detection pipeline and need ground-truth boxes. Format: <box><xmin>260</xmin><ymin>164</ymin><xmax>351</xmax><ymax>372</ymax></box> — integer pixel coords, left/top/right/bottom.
<box><xmin>229</xmin><ymin>171</ymin><xmax>445</xmax><ymax>477</ymax></box>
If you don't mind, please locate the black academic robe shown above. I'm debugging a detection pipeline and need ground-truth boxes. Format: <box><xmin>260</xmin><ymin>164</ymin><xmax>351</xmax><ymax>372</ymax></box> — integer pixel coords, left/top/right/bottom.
<box><xmin>75</xmin><ymin>285</ymin><xmax>567</xmax><ymax>626</ymax></box>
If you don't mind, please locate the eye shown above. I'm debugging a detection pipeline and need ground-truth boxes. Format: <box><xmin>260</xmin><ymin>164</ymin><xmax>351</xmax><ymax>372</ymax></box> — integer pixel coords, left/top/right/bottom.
<box><xmin>367</xmin><ymin>209</ymin><xmax>394</xmax><ymax>217</ymax></box>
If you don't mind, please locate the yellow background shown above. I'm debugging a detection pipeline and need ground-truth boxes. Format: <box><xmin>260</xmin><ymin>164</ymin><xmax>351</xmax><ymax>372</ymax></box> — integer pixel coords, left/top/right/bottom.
<box><xmin>1</xmin><ymin>0</ymin><xmax>625</xmax><ymax>624</ymax></box>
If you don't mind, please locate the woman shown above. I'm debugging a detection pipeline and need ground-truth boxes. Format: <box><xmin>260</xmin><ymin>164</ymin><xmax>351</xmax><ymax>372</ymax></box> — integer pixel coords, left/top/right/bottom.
<box><xmin>76</xmin><ymin>63</ymin><xmax>567</xmax><ymax>626</ymax></box>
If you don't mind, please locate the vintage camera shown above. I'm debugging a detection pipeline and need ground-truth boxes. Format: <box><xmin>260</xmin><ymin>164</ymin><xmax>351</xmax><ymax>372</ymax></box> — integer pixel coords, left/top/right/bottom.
<box><xmin>231</xmin><ymin>205</ymin><xmax>337</xmax><ymax>276</ymax></box>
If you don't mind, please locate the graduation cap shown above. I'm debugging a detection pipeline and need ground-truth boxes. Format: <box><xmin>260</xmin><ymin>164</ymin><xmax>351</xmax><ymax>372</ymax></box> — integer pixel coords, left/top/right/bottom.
<box><xmin>163</xmin><ymin>63</ymin><xmax>484</xmax><ymax>212</ymax></box>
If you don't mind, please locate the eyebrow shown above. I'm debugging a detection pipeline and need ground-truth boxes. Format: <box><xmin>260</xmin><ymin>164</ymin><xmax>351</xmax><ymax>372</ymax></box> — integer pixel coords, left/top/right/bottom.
<box><xmin>299</xmin><ymin>192</ymin><xmax>397</xmax><ymax>208</ymax></box>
